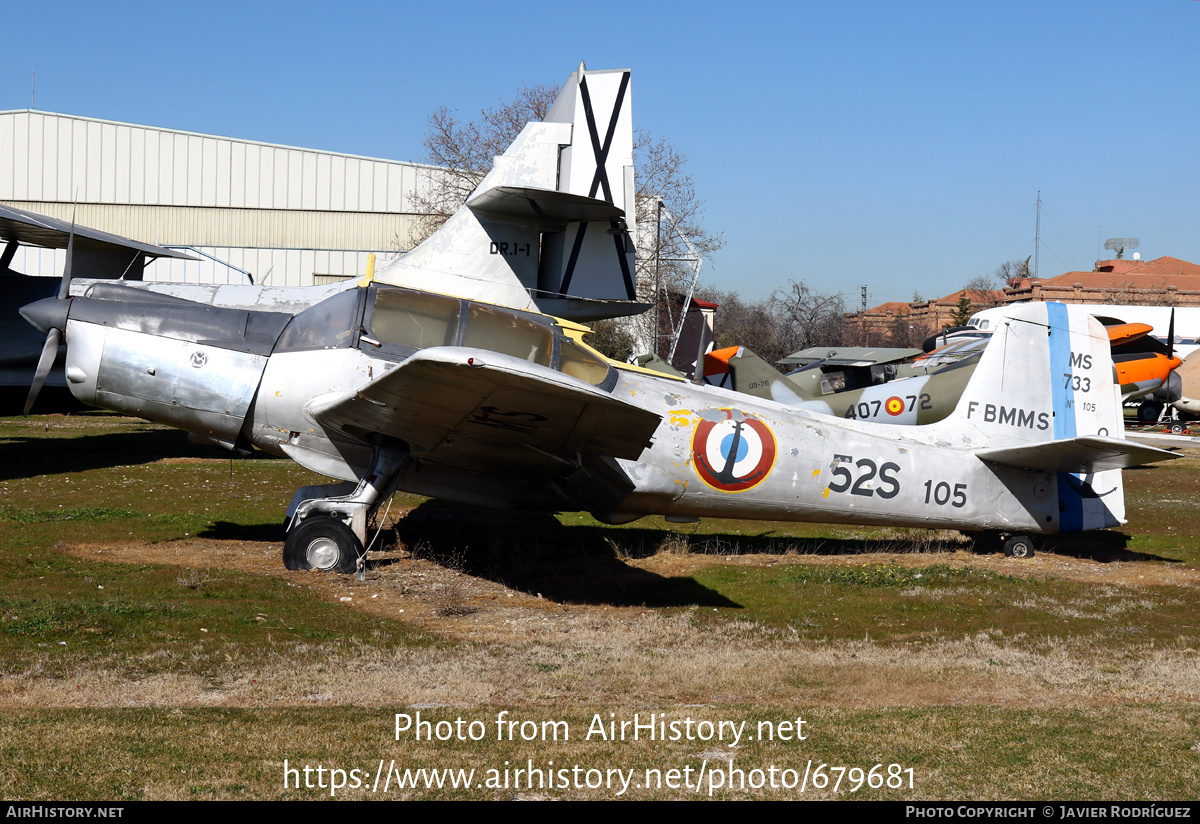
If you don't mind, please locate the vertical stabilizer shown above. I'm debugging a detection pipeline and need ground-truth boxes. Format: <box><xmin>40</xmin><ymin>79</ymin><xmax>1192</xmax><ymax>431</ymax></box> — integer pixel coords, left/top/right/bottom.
<box><xmin>375</xmin><ymin>64</ymin><xmax>637</xmax><ymax>313</ymax></box>
<box><xmin>939</xmin><ymin>302</ymin><xmax>1129</xmax><ymax>531</ymax></box>
<box><xmin>940</xmin><ymin>303</ymin><xmax>1121</xmax><ymax>448</ymax></box>
<box><xmin>537</xmin><ymin>65</ymin><xmax>636</xmax><ymax>301</ymax></box>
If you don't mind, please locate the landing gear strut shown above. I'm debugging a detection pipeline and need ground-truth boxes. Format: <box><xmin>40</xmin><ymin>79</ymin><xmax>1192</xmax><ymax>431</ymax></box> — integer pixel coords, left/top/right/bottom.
<box><xmin>283</xmin><ymin>446</ymin><xmax>408</xmax><ymax>573</ymax></box>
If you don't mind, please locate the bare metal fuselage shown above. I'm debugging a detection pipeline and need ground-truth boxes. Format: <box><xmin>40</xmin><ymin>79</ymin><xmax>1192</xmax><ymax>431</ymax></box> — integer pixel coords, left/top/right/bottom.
<box><xmin>56</xmin><ymin>285</ymin><xmax>1076</xmax><ymax>536</ymax></box>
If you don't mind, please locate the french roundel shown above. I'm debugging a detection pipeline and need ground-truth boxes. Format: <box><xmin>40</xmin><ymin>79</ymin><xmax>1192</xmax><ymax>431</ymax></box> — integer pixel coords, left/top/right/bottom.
<box><xmin>692</xmin><ymin>409</ymin><xmax>777</xmax><ymax>492</ymax></box>
<box><xmin>885</xmin><ymin>396</ymin><xmax>905</xmax><ymax>416</ymax></box>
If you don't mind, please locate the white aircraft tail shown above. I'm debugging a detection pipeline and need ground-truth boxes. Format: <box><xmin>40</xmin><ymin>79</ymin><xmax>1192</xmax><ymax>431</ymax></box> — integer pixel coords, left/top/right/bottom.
<box><xmin>940</xmin><ymin>302</ymin><xmax>1120</xmax><ymax>448</ymax></box>
<box><xmin>937</xmin><ymin>302</ymin><xmax>1174</xmax><ymax>532</ymax></box>
<box><xmin>376</xmin><ymin>64</ymin><xmax>639</xmax><ymax>317</ymax></box>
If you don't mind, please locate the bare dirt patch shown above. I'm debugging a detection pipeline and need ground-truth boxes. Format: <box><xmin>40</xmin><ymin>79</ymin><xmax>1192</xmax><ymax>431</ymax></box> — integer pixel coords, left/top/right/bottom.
<box><xmin>26</xmin><ymin>528</ymin><xmax>1200</xmax><ymax>713</ymax></box>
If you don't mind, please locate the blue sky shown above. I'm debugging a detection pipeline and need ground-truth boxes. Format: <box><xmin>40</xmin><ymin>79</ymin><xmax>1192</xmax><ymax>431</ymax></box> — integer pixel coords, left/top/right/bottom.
<box><xmin>3</xmin><ymin>1</ymin><xmax>1197</xmax><ymax>305</ymax></box>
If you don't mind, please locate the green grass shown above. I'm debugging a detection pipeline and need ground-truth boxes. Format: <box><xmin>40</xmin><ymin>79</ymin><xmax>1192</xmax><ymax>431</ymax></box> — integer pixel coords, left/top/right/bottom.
<box><xmin>1</xmin><ymin>706</ymin><xmax>1197</xmax><ymax>800</ymax></box>
<box><xmin>4</xmin><ymin>413</ymin><xmax>1200</xmax><ymax>799</ymax></box>
<box><xmin>0</xmin><ymin>413</ymin><xmax>429</xmax><ymax>676</ymax></box>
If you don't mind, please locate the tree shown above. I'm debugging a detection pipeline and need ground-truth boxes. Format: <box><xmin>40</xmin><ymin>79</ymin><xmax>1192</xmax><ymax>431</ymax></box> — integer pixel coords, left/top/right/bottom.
<box><xmin>584</xmin><ymin>319</ymin><xmax>635</xmax><ymax>362</ymax></box>
<box><xmin>410</xmin><ymin>84</ymin><xmax>559</xmax><ymax>245</ymax></box>
<box><xmin>992</xmin><ymin>256</ymin><xmax>1031</xmax><ymax>287</ymax></box>
<box><xmin>772</xmin><ymin>279</ymin><xmax>846</xmax><ymax>351</ymax></box>
<box><xmin>696</xmin><ymin>278</ymin><xmax>844</xmax><ymax>368</ymax></box>
<box><xmin>411</xmin><ymin>82</ymin><xmax>725</xmax><ymax>358</ymax></box>
<box><xmin>949</xmin><ymin>293</ymin><xmax>974</xmax><ymax>327</ymax></box>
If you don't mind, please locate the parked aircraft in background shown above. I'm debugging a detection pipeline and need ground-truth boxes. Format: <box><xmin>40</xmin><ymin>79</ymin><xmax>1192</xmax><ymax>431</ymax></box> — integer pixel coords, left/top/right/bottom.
<box><xmin>703</xmin><ymin>344</ymin><xmax>974</xmax><ymax>425</ymax></box>
<box><xmin>19</xmin><ymin>65</ymin><xmax>1177</xmax><ymax>572</ymax></box>
<box><xmin>971</xmin><ymin>305</ymin><xmax>1187</xmax><ymax>422</ymax></box>
<box><xmin>707</xmin><ymin>317</ymin><xmax>1180</xmax><ymax>426</ymax></box>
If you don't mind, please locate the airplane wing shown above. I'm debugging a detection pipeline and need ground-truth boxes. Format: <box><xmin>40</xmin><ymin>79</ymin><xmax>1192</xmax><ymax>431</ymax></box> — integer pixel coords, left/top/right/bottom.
<box><xmin>777</xmin><ymin>346</ymin><xmax>923</xmax><ymax>367</ymax></box>
<box><xmin>307</xmin><ymin>346</ymin><xmax>661</xmax><ymax>480</ymax></box>
<box><xmin>0</xmin><ymin>204</ymin><xmax>194</xmax><ymax>261</ymax></box>
<box><xmin>975</xmin><ymin>436</ymin><xmax>1179</xmax><ymax>473</ymax></box>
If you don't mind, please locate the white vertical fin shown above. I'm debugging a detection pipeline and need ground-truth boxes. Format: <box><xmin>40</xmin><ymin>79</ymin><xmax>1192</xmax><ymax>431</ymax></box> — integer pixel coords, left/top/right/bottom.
<box><xmin>938</xmin><ymin>302</ymin><xmax>1119</xmax><ymax>449</ymax></box>
<box><xmin>375</xmin><ymin>65</ymin><xmax>636</xmax><ymax>309</ymax></box>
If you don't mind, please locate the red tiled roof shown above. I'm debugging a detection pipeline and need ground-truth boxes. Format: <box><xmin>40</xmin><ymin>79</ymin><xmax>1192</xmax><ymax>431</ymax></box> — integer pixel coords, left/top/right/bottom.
<box><xmin>1038</xmin><ymin>257</ymin><xmax>1200</xmax><ymax>291</ymax></box>
<box><xmin>935</xmin><ymin>289</ymin><xmax>1005</xmax><ymax>305</ymax></box>
<box><xmin>864</xmin><ymin>301</ymin><xmax>913</xmax><ymax>314</ymax></box>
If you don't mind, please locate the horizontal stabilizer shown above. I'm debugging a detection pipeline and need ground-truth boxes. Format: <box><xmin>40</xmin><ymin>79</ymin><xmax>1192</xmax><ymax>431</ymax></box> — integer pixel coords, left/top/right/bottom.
<box><xmin>975</xmin><ymin>436</ymin><xmax>1179</xmax><ymax>473</ymax></box>
<box><xmin>535</xmin><ymin>297</ymin><xmax>651</xmax><ymax>322</ymax></box>
<box><xmin>467</xmin><ymin>186</ymin><xmax>624</xmax><ymax>229</ymax></box>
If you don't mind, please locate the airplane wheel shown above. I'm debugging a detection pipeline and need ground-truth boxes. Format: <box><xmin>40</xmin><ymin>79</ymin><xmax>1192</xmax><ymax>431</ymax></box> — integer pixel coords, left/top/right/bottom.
<box><xmin>1170</xmin><ymin>422</ymin><xmax>1186</xmax><ymax>435</ymax></box>
<box><xmin>283</xmin><ymin>516</ymin><xmax>362</xmax><ymax>573</ymax></box>
<box><xmin>1138</xmin><ymin>401</ymin><xmax>1164</xmax><ymax>424</ymax></box>
<box><xmin>1003</xmin><ymin>535</ymin><xmax>1035</xmax><ymax>559</ymax></box>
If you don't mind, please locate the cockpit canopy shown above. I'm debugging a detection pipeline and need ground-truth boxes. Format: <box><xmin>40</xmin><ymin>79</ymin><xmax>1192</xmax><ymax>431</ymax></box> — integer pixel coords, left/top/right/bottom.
<box><xmin>275</xmin><ymin>284</ymin><xmax>613</xmax><ymax>388</ymax></box>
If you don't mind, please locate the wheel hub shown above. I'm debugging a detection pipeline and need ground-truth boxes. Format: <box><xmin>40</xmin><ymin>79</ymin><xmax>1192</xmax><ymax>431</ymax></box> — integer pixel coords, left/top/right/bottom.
<box><xmin>306</xmin><ymin>537</ymin><xmax>341</xmax><ymax>570</ymax></box>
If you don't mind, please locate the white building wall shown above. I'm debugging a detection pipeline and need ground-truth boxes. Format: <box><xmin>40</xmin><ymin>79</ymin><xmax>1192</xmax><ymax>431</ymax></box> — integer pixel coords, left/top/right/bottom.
<box><xmin>0</xmin><ymin>110</ymin><xmax>443</xmax><ymax>286</ymax></box>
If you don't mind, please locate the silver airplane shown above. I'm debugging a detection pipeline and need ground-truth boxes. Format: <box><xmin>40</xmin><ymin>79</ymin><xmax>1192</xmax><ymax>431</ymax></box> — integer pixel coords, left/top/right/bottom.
<box><xmin>19</xmin><ymin>66</ymin><xmax>1177</xmax><ymax>571</ymax></box>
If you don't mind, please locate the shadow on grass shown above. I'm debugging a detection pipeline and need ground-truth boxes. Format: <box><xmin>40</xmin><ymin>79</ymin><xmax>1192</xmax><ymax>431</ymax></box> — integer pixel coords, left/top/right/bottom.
<box><xmin>200</xmin><ymin>521</ymin><xmax>287</xmax><ymax>542</ymax></box>
<box><xmin>1041</xmin><ymin>531</ymin><xmax>1178</xmax><ymax>564</ymax></box>
<box><xmin>0</xmin><ymin>422</ymin><xmax>281</xmax><ymax>481</ymax></box>
<box><xmin>387</xmin><ymin>501</ymin><xmax>739</xmax><ymax>608</ymax></box>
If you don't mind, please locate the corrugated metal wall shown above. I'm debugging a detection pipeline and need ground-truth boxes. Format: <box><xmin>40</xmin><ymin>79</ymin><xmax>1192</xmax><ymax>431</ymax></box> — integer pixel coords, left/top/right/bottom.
<box><xmin>0</xmin><ymin>110</ymin><xmax>441</xmax><ymax>286</ymax></box>
<box><xmin>0</xmin><ymin>110</ymin><xmax>435</xmax><ymax>211</ymax></box>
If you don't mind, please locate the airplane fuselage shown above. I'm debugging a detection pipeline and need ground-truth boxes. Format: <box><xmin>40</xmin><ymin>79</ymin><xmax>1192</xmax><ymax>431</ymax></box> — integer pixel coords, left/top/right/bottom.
<box><xmin>51</xmin><ymin>283</ymin><xmax>1098</xmax><ymax>537</ymax></box>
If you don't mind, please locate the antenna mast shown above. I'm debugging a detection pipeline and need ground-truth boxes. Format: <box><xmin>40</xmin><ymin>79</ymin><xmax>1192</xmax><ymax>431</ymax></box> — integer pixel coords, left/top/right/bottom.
<box><xmin>1034</xmin><ymin>192</ymin><xmax>1041</xmax><ymax>279</ymax></box>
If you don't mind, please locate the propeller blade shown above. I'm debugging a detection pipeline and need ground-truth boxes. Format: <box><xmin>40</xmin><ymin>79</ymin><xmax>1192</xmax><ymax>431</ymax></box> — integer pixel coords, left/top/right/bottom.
<box><xmin>1167</xmin><ymin>308</ymin><xmax>1176</xmax><ymax>361</ymax></box>
<box><xmin>57</xmin><ymin>224</ymin><xmax>74</xmax><ymax>300</ymax></box>
<box><xmin>24</xmin><ymin>328</ymin><xmax>61</xmax><ymax>415</ymax></box>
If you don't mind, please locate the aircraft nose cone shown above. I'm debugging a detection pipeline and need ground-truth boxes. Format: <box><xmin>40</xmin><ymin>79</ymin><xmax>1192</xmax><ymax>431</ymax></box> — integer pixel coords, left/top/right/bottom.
<box><xmin>19</xmin><ymin>296</ymin><xmax>70</xmax><ymax>334</ymax></box>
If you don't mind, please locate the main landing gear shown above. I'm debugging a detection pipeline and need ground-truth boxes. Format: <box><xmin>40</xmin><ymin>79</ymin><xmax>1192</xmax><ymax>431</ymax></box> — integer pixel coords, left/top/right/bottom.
<box><xmin>282</xmin><ymin>446</ymin><xmax>408</xmax><ymax>574</ymax></box>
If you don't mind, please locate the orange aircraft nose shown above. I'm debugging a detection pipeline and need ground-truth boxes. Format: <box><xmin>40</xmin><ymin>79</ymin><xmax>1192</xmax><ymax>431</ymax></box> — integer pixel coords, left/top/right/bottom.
<box><xmin>703</xmin><ymin>345</ymin><xmax>741</xmax><ymax>375</ymax></box>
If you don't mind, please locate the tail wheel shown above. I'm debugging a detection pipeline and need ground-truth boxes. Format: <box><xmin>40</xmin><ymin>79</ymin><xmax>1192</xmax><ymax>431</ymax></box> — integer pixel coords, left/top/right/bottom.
<box><xmin>283</xmin><ymin>516</ymin><xmax>362</xmax><ymax>573</ymax></box>
<box><xmin>1003</xmin><ymin>535</ymin><xmax>1035</xmax><ymax>559</ymax></box>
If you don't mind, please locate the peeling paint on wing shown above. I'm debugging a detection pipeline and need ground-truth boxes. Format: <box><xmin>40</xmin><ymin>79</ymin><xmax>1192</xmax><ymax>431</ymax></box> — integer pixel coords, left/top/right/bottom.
<box><xmin>790</xmin><ymin>448</ymin><xmax>799</xmax><ymax>457</ymax></box>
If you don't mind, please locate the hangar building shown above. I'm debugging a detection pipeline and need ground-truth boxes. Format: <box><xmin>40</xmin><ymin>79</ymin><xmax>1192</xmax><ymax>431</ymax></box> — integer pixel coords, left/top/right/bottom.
<box><xmin>0</xmin><ymin>109</ymin><xmax>437</xmax><ymax>286</ymax></box>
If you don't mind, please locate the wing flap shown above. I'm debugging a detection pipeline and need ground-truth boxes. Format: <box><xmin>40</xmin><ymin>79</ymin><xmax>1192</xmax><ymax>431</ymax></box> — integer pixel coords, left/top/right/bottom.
<box><xmin>976</xmin><ymin>436</ymin><xmax>1179</xmax><ymax>473</ymax></box>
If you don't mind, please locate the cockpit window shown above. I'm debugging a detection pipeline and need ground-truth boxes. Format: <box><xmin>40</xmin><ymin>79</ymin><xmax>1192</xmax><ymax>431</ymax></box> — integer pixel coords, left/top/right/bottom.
<box><xmin>462</xmin><ymin>304</ymin><xmax>552</xmax><ymax>366</ymax></box>
<box><xmin>368</xmin><ymin>288</ymin><xmax>460</xmax><ymax>350</ymax></box>
<box><xmin>275</xmin><ymin>289</ymin><xmax>360</xmax><ymax>352</ymax></box>
<box><xmin>558</xmin><ymin>337</ymin><xmax>612</xmax><ymax>386</ymax></box>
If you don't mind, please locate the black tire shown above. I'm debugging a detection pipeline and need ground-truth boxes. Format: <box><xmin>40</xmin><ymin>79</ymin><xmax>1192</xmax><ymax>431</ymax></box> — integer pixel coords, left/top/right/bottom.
<box><xmin>1170</xmin><ymin>422</ymin><xmax>1186</xmax><ymax>435</ymax></box>
<box><xmin>1138</xmin><ymin>401</ymin><xmax>1164</xmax><ymax>424</ymax></box>
<box><xmin>283</xmin><ymin>516</ymin><xmax>362</xmax><ymax>573</ymax></box>
<box><xmin>1003</xmin><ymin>535</ymin><xmax>1035</xmax><ymax>559</ymax></box>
